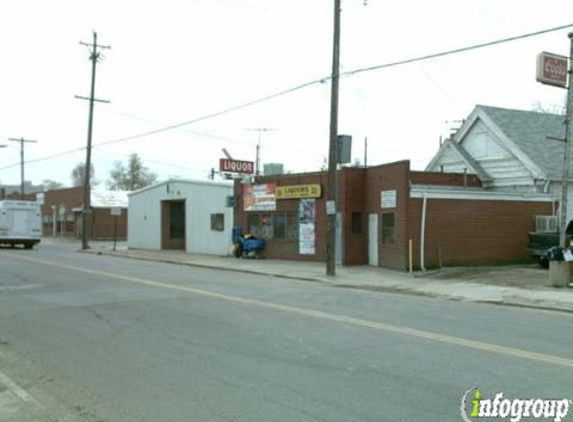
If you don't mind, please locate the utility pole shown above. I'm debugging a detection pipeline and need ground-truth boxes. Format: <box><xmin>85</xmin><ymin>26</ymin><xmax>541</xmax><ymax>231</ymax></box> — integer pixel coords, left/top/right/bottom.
<box><xmin>364</xmin><ymin>136</ymin><xmax>368</xmax><ymax>168</ymax></box>
<box><xmin>245</xmin><ymin>128</ymin><xmax>275</xmax><ymax>176</ymax></box>
<box><xmin>326</xmin><ymin>0</ymin><xmax>341</xmax><ymax>276</ymax></box>
<box><xmin>559</xmin><ymin>32</ymin><xmax>573</xmax><ymax>247</ymax></box>
<box><xmin>8</xmin><ymin>137</ymin><xmax>37</xmax><ymax>199</ymax></box>
<box><xmin>76</xmin><ymin>31</ymin><xmax>110</xmax><ymax>250</ymax></box>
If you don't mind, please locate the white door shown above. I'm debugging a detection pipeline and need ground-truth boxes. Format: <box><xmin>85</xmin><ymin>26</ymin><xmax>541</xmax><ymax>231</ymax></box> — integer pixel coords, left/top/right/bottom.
<box><xmin>335</xmin><ymin>212</ymin><xmax>343</xmax><ymax>265</ymax></box>
<box><xmin>368</xmin><ymin>213</ymin><xmax>379</xmax><ymax>266</ymax></box>
<box><xmin>10</xmin><ymin>209</ymin><xmax>31</xmax><ymax>236</ymax></box>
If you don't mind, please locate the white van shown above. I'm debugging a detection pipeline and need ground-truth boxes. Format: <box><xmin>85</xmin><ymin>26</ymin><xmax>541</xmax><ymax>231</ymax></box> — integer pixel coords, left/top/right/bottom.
<box><xmin>0</xmin><ymin>200</ymin><xmax>42</xmax><ymax>249</ymax></box>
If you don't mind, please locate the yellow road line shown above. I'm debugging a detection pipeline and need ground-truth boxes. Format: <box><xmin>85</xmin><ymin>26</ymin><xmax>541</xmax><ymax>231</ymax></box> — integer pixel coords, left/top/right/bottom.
<box><xmin>5</xmin><ymin>252</ymin><xmax>573</xmax><ymax>369</ymax></box>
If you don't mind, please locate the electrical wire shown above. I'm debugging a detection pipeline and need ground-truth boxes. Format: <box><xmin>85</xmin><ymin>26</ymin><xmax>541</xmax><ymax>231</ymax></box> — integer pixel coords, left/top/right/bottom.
<box><xmin>342</xmin><ymin>23</ymin><xmax>573</xmax><ymax>77</ymax></box>
<box><xmin>0</xmin><ymin>22</ymin><xmax>571</xmax><ymax>172</ymax></box>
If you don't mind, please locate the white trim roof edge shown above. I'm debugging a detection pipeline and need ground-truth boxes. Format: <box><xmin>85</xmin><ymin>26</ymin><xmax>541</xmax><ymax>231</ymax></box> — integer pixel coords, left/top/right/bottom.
<box><xmin>128</xmin><ymin>178</ymin><xmax>234</xmax><ymax>197</ymax></box>
<box><xmin>410</xmin><ymin>185</ymin><xmax>554</xmax><ymax>202</ymax></box>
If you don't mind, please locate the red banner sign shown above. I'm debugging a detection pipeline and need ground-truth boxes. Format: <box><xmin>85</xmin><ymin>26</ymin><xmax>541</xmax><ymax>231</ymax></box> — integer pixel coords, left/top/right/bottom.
<box><xmin>219</xmin><ymin>158</ymin><xmax>254</xmax><ymax>174</ymax></box>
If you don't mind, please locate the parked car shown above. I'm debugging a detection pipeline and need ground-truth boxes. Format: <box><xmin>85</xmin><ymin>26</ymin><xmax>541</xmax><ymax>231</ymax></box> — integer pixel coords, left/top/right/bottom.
<box><xmin>527</xmin><ymin>232</ymin><xmax>572</xmax><ymax>268</ymax></box>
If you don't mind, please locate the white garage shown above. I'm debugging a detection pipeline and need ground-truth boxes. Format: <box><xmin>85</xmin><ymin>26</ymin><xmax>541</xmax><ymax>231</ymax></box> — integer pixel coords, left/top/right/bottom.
<box><xmin>128</xmin><ymin>179</ymin><xmax>234</xmax><ymax>255</ymax></box>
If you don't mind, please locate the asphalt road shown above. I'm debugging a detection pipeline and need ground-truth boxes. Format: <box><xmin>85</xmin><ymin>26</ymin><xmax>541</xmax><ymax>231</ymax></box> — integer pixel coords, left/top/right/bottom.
<box><xmin>0</xmin><ymin>240</ymin><xmax>572</xmax><ymax>422</ymax></box>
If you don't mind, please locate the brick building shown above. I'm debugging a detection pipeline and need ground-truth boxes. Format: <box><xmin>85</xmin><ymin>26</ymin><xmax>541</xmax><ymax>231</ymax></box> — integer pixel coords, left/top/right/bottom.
<box><xmin>26</xmin><ymin>187</ymin><xmax>128</xmax><ymax>240</ymax></box>
<box><xmin>234</xmin><ymin>160</ymin><xmax>553</xmax><ymax>271</ymax></box>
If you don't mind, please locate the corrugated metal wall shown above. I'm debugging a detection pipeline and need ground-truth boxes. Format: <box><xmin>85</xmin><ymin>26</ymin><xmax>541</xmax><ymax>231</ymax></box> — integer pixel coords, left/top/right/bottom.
<box><xmin>128</xmin><ymin>180</ymin><xmax>233</xmax><ymax>255</ymax></box>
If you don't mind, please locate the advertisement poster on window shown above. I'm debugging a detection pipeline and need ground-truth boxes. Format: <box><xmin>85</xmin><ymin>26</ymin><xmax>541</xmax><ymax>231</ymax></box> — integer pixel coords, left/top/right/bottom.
<box><xmin>243</xmin><ymin>183</ymin><xmax>277</xmax><ymax>211</ymax></box>
<box><xmin>299</xmin><ymin>199</ymin><xmax>316</xmax><ymax>254</ymax></box>
<box><xmin>299</xmin><ymin>222</ymin><xmax>316</xmax><ymax>255</ymax></box>
<box><xmin>298</xmin><ymin>198</ymin><xmax>316</xmax><ymax>222</ymax></box>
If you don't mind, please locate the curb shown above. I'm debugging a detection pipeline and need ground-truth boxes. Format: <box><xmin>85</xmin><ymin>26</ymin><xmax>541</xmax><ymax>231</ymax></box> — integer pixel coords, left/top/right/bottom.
<box><xmin>82</xmin><ymin>249</ymin><xmax>573</xmax><ymax>314</ymax></box>
<box><xmin>84</xmin><ymin>249</ymin><xmax>328</xmax><ymax>284</ymax></box>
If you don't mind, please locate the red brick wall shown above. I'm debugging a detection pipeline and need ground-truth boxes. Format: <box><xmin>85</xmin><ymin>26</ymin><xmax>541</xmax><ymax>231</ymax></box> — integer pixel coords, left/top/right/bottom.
<box><xmin>234</xmin><ymin>172</ymin><xmax>329</xmax><ymax>261</ymax></box>
<box><xmin>234</xmin><ymin>163</ymin><xmax>553</xmax><ymax>270</ymax></box>
<box><xmin>410</xmin><ymin>171</ymin><xmax>482</xmax><ymax>187</ymax></box>
<box><xmin>364</xmin><ymin>161</ymin><xmax>410</xmax><ymax>270</ymax></box>
<box><xmin>338</xmin><ymin>168</ymin><xmax>366</xmax><ymax>265</ymax></box>
<box><xmin>407</xmin><ymin>198</ymin><xmax>553</xmax><ymax>267</ymax></box>
<box><xmin>24</xmin><ymin>187</ymin><xmax>127</xmax><ymax>239</ymax></box>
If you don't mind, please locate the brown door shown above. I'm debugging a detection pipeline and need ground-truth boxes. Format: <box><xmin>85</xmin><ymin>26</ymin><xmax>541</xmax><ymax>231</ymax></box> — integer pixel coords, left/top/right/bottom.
<box><xmin>161</xmin><ymin>200</ymin><xmax>186</xmax><ymax>250</ymax></box>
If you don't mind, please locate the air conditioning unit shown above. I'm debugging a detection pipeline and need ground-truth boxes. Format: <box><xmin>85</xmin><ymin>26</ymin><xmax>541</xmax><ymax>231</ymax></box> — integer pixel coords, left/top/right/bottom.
<box><xmin>535</xmin><ymin>215</ymin><xmax>558</xmax><ymax>233</ymax></box>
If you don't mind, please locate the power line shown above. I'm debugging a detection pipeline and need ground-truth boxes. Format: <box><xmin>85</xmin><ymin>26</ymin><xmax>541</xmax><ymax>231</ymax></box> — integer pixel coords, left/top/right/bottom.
<box><xmin>95</xmin><ymin>23</ymin><xmax>573</xmax><ymax>147</ymax></box>
<box><xmin>1</xmin><ymin>23</ymin><xmax>571</xmax><ymax>172</ymax></box>
<box><xmin>92</xmin><ymin>79</ymin><xmax>321</xmax><ymax>149</ymax></box>
<box><xmin>342</xmin><ymin>23</ymin><xmax>573</xmax><ymax>77</ymax></box>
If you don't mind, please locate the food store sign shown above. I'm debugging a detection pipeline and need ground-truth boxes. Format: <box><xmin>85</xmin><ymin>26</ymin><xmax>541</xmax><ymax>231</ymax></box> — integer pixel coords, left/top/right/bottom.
<box><xmin>536</xmin><ymin>52</ymin><xmax>568</xmax><ymax>88</ymax></box>
<box><xmin>276</xmin><ymin>184</ymin><xmax>322</xmax><ymax>199</ymax></box>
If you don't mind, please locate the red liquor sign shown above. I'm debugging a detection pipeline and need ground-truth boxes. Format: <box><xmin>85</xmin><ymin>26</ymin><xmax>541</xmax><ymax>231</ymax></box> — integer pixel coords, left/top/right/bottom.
<box><xmin>536</xmin><ymin>52</ymin><xmax>569</xmax><ymax>88</ymax></box>
<box><xmin>219</xmin><ymin>158</ymin><xmax>254</xmax><ymax>174</ymax></box>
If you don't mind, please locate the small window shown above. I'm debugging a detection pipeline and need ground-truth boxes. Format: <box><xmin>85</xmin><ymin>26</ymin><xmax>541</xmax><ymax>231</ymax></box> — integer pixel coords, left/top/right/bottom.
<box><xmin>381</xmin><ymin>213</ymin><xmax>395</xmax><ymax>244</ymax></box>
<box><xmin>211</xmin><ymin>213</ymin><xmax>224</xmax><ymax>232</ymax></box>
<box><xmin>351</xmin><ymin>212</ymin><xmax>363</xmax><ymax>234</ymax></box>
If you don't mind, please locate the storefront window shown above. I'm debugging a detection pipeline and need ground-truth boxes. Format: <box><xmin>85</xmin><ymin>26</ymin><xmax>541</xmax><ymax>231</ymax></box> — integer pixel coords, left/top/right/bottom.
<box><xmin>260</xmin><ymin>214</ymin><xmax>274</xmax><ymax>239</ymax></box>
<box><xmin>286</xmin><ymin>213</ymin><xmax>298</xmax><ymax>240</ymax></box>
<box><xmin>246</xmin><ymin>212</ymin><xmax>297</xmax><ymax>240</ymax></box>
<box><xmin>273</xmin><ymin>215</ymin><xmax>286</xmax><ymax>239</ymax></box>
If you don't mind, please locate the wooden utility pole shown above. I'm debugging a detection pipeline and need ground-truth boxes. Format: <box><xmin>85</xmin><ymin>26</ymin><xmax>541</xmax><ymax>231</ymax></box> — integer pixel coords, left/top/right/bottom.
<box><xmin>559</xmin><ymin>32</ymin><xmax>573</xmax><ymax>247</ymax></box>
<box><xmin>8</xmin><ymin>137</ymin><xmax>37</xmax><ymax>199</ymax></box>
<box><xmin>326</xmin><ymin>0</ymin><xmax>341</xmax><ymax>276</ymax></box>
<box><xmin>76</xmin><ymin>32</ymin><xmax>110</xmax><ymax>250</ymax></box>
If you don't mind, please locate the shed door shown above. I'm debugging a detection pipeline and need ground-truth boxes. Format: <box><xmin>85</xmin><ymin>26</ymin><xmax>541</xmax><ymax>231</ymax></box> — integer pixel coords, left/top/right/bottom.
<box><xmin>162</xmin><ymin>200</ymin><xmax>186</xmax><ymax>250</ymax></box>
<box><xmin>368</xmin><ymin>213</ymin><xmax>379</xmax><ymax>266</ymax></box>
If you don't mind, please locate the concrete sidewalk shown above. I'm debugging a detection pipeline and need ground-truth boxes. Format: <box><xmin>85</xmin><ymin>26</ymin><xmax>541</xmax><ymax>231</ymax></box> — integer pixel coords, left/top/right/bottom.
<box><xmin>86</xmin><ymin>243</ymin><xmax>573</xmax><ymax>313</ymax></box>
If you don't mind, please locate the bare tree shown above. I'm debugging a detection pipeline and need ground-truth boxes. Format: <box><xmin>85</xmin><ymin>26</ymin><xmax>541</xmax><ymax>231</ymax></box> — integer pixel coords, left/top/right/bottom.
<box><xmin>71</xmin><ymin>162</ymin><xmax>98</xmax><ymax>187</ymax></box>
<box><xmin>41</xmin><ymin>179</ymin><xmax>63</xmax><ymax>191</ymax></box>
<box><xmin>107</xmin><ymin>153</ymin><xmax>157</xmax><ymax>191</ymax></box>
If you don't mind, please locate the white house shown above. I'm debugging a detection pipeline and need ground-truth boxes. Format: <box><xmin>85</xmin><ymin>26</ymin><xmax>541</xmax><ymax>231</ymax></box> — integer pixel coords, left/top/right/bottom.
<box><xmin>128</xmin><ymin>179</ymin><xmax>234</xmax><ymax>255</ymax></box>
<box><xmin>426</xmin><ymin>105</ymin><xmax>569</xmax><ymax>224</ymax></box>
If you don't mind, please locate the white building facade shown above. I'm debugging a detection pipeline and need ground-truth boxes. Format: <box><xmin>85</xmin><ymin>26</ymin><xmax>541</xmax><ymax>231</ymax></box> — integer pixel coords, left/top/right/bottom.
<box><xmin>128</xmin><ymin>179</ymin><xmax>234</xmax><ymax>255</ymax></box>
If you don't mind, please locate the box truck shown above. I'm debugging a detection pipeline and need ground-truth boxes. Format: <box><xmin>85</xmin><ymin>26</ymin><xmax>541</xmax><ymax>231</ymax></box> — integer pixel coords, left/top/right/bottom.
<box><xmin>0</xmin><ymin>200</ymin><xmax>42</xmax><ymax>249</ymax></box>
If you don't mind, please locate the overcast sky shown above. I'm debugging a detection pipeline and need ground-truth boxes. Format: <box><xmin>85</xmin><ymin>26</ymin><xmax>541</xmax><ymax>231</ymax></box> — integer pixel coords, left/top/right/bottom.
<box><xmin>0</xmin><ymin>0</ymin><xmax>570</xmax><ymax>188</ymax></box>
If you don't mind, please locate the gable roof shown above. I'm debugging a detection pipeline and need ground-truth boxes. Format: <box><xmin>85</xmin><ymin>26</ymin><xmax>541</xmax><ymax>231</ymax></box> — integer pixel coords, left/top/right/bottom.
<box><xmin>440</xmin><ymin>139</ymin><xmax>492</xmax><ymax>182</ymax></box>
<box><xmin>476</xmin><ymin>105</ymin><xmax>566</xmax><ymax>180</ymax></box>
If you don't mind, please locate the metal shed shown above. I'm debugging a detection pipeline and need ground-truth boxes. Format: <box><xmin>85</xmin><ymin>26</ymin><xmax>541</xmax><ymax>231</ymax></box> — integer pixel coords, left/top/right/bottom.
<box><xmin>128</xmin><ymin>179</ymin><xmax>234</xmax><ymax>255</ymax></box>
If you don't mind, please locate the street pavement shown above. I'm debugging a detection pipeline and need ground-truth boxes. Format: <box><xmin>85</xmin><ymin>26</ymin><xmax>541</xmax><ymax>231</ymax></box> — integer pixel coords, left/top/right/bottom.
<box><xmin>1</xmin><ymin>238</ymin><xmax>573</xmax><ymax>422</ymax></box>
<box><xmin>86</xmin><ymin>240</ymin><xmax>573</xmax><ymax>313</ymax></box>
